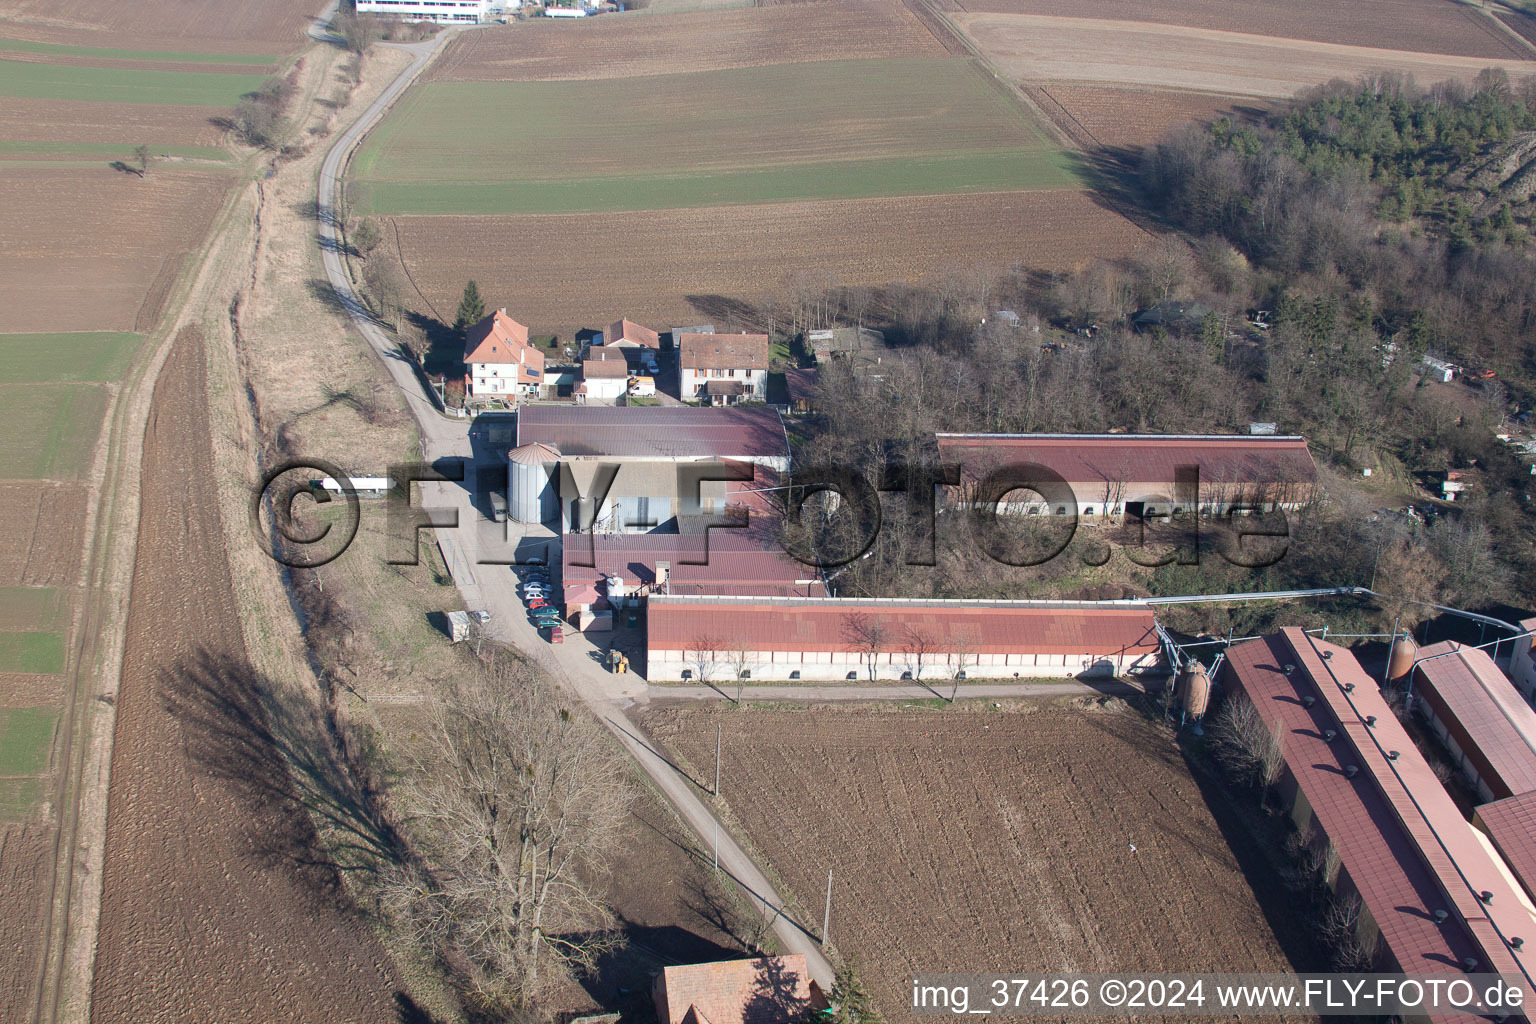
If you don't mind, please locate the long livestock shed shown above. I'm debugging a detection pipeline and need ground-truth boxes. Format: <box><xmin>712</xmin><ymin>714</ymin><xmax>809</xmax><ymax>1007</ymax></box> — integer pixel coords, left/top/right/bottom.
<box><xmin>1410</xmin><ymin>641</ymin><xmax>1536</xmax><ymax>804</ymax></box>
<box><xmin>935</xmin><ymin>433</ymin><xmax>1318</xmax><ymax>518</ymax></box>
<box><xmin>645</xmin><ymin>596</ymin><xmax>1160</xmax><ymax>681</ymax></box>
<box><xmin>1221</xmin><ymin>629</ymin><xmax>1534</xmax><ymax>1000</ymax></box>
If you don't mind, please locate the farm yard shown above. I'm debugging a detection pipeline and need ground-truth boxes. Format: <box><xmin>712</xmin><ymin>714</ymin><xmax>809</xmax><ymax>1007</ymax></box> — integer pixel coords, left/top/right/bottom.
<box><xmin>384</xmin><ymin>189</ymin><xmax>1145</xmax><ymax>339</ymax></box>
<box><xmin>639</xmin><ymin>700</ymin><xmax>1313</xmax><ymax>1023</ymax></box>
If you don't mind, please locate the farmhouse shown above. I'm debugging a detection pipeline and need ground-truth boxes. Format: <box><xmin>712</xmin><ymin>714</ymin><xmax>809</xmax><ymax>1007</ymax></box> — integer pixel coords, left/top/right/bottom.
<box><xmin>679</xmin><ymin>331</ymin><xmax>769</xmax><ymax>405</ymax></box>
<box><xmin>654</xmin><ymin>955</ymin><xmax>823</xmax><ymax>1024</ymax></box>
<box><xmin>1220</xmin><ymin>630</ymin><xmax>1535</xmax><ymax>993</ymax></box>
<box><xmin>512</xmin><ymin>405</ymin><xmax>790</xmax><ymax>532</ymax></box>
<box><xmin>463</xmin><ymin>308</ymin><xmax>544</xmax><ymax>399</ymax></box>
<box><xmin>604</xmin><ymin>318</ymin><xmax>660</xmax><ymax>349</ymax></box>
<box><xmin>355</xmin><ymin>0</ymin><xmax>494</xmax><ymax>23</ymax></box>
<box><xmin>1408</xmin><ymin>641</ymin><xmax>1536</xmax><ymax>804</ymax></box>
<box><xmin>580</xmin><ymin>348</ymin><xmax>630</xmax><ymax>404</ymax></box>
<box><xmin>646</xmin><ymin>596</ymin><xmax>1160</xmax><ymax>681</ymax></box>
<box><xmin>935</xmin><ymin>433</ymin><xmax>1318</xmax><ymax>519</ymax></box>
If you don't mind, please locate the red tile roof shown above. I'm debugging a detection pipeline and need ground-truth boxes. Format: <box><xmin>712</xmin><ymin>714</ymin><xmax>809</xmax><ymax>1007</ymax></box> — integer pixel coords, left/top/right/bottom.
<box><xmin>935</xmin><ymin>434</ymin><xmax>1318</xmax><ymax>489</ymax></box>
<box><xmin>680</xmin><ymin>332</ymin><xmax>770</xmax><ymax>371</ymax></box>
<box><xmin>1475</xmin><ymin>790</ymin><xmax>1536</xmax><ymax>905</ymax></box>
<box><xmin>647</xmin><ymin>597</ymin><xmax>1158</xmax><ymax>656</ymax></box>
<box><xmin>1411</xmin><ymin>641</ymin><xmax>1536</xmax><ymax>802</ymax></box>
<box><xmin>464</xmin><ymin>309</ymin><xmax>544</xmax><ymax>384</ymax></box>
<box><xmin>607</xmin><ymin>318</ymin><xmax>660</xmax><ymax>348</ymax></box>
<box><xmin>1222</xmin><ymin>629</ymin><xmax>1533</xmax><ymax>994</ymax></box>
<box><xmin>655</xmin><ymin>956</ymin><xmax>815</xmax><ymax>1024</ymax></box>
<box><xmin>583</xmin><ymin>355</ymin><xmax>630</xmax><ymax>379</ymax></box>
<box><xmin>516</xmin><ymin>406</ymin><xmax>788</xmax><ymax>459</ymax></box>
<box><xmin>784</xmin><ymin>367</ymin><xmax>817</xmax><ymax>404</ymax></box>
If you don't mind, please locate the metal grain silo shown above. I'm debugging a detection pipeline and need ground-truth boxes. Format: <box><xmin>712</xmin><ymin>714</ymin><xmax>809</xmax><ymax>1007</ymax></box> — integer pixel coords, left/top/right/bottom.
<box><xmin>1180</xmin><ymin>661</ymin><xmax>1211</xmax><ymax>719</ymax></box>
<box><xmin>1387</xmin><ymin>633</ymin><xmax>1418</xmax><ymax>684</ymax></box>
<box><xmin>508</xmin><ymin>442</ymin><xmax>559</xmax><ymax>524</ymax></box>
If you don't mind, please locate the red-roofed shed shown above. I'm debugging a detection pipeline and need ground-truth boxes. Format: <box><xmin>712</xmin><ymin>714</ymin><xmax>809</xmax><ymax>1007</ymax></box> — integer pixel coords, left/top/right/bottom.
<box><xmin>1410</xmin><ymin>641</ymin><xmax>1536</xmax><ymax>803</ymax></box>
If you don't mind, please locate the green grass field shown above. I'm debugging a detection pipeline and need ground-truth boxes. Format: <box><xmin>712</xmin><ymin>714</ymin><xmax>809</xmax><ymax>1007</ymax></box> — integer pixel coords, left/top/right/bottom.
<box><xmin>0</xmin><ymin>588</ymin><xmax>65</xmax><ymax>633</ymax></box>
<box><xmin>0</xmin><ymin>37</ymin><xmax>279</xmax><ymax>64</ymax></box>
<box><xmin>0</xmin><ymin>384</ymin><xmax>109</xmax><ymax>479</ymax></box>
<box><xmin>0</xmin><ymin>707</ymin><xmax>57</xmax><ymax>821</ymax></box>
<box><xmin>0</xmin><ymin>332</ymin><xmax>140</xmax><ymax>383</ymax></box>
<box><xmin>0</xmin><ymin>58</ymin><xmax>267</xmax><ymax>106</ymax></box>
<box><xmin>0</xmin><ymin>633</ymin><xmax>65</xmax><ymax>674</ymax></box>
<box><xmin>352</xmin><ymin>57</ymin><xmax>1078</xmax><ymax>214</ymax></box>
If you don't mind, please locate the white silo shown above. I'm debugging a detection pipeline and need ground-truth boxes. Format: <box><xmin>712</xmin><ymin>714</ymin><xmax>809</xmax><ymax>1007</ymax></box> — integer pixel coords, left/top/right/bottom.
<box><xmin>508</xmin><ymin>442</ymin><xmax>559</xmax><ymax>524</ymax></box>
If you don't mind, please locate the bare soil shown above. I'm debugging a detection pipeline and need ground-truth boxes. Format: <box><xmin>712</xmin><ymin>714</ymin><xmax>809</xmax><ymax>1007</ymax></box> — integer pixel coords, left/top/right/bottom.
<box><xmin>90</xmin><ymin>327</ymin><xmax>405</xmax><ymax>1024</ymax></box>
<box><xmin>0</xmin><ymin>97</ymin><xmax>228</xmax><ymax>147</ymax></box>
<box><xmin>0</xmin><ymin>0</ymin><xmax>320</xmax><ymax>53</ymax></box>
<box><xmin>1031</xmin><ymin>83</ymin><xmax>1260</xmax><ymax>151</ymax></box>
<box><xmin>0</xmin><ymin>482</ymin><xmax>87</xmax><ymax>588</ymax></box>
<box><xmin>638</xmin><ymin>700</ymin><xmax>1315</xmax><ymax>1024</ymax></box>
<box><xmin>386</xmin><ymin>190</ymin><xmax>1147</xmax><ymax>340</ymax></box>
<box><xmin>0</xmin><ymin>823</ymin><xmax>52</xmax><ymax>1021</ymax></box>
<box><xmin>955</xmin><ymin>12</ymin><xmax>1534</xmax><ymax>99</ymax></box>
<box><xmin>956</xmin><ymin>0</ymin><xmax>1531</xmax><ymax>60</ymax></box>
<box><xmin>0</xmin><ymin>167</ymin><xmax>230</xmax><ymax>334</ymax></box>
<box><xmin>432</xmin><ymin>0</ymin><xmax>946</xmax><ymax>82</ymax></box>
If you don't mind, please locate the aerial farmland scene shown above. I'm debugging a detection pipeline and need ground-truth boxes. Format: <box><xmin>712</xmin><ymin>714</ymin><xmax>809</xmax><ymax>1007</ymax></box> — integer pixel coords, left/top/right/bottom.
<box><xmin>8</xmin><ymin>0</ymin><xmax>1536</xmax><ymax>1021</ymax></box>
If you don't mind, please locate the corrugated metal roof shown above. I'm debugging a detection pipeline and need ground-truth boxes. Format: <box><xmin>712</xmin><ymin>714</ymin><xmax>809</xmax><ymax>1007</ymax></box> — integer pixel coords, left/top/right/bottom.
<box><xmin>563</xmin><ymin>525</ymin><xmax>808</xmax><ymax>602</ymax></box>
<box><xmin>936</xmin><ymin>434</ymin><xmax>1318</xmax><ymax>488</ymax></box>
<box><xmin>516</xmin><ymin>405</ymin><xmax>788</xmax><ymax>459</ymax></box>
<box><xmin>1412</xmin><ymin>641</ymin><xmax>1536</xmax><ymax>802</ymax></box>
<box><xmin>647</xmin><ymin>596</ymin><xmax>1158</xmax><ymax>655</ymax></box>
<box><xmin>1476</xmin><ymin>791</ymin><xmax>1536</xmax><ymax>905</ymax></box>
<box><xmin>1222</xmin><ymin>630</ymin><xmax>1532</xmax><ymax>991</ymax></box>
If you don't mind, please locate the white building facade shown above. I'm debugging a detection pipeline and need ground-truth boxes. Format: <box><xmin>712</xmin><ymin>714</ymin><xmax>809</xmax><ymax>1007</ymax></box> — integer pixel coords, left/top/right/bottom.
<box><xmin>356</xmin><ymin>0</ymin><xmax>493</xmax><ymax>23</ymax></box>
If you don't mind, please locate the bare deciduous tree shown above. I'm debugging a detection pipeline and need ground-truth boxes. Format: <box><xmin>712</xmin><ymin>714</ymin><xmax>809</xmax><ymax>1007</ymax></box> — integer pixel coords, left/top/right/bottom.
<box><xmin>841</xmin><ymin>613</ymin><xmax>888</xmax><ymax>681</ymax></box>
<box><xmin>1208</xmin><ymin>694</ymin><xmax>1284</xmax><ymax>789</ymax></box>
<box><xmin>686</xmin><ymin>635</ymin><xmax>724</xmax><ymax>686</ymax></box>
<box><xmin>726</xmin><ymin>639</ymin><xmax>759</xmax><ymax>702</ymax></box>
<box><xmin>380</xmin><ymin>656</ymin><xmax>631</xmax><ymax>1009</ymax></box>
<box><xmin>901</xmin><ymin>624</ymin><xmax>938</xmax><ymax>680</ymax></box>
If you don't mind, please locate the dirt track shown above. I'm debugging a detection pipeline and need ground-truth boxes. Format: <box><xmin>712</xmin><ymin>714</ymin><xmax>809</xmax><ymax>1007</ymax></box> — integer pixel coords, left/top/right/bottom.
<box><xmin>90</xmin><ymin>326</ymin><xmax>404</xmax><ymax>1024</ymax></box>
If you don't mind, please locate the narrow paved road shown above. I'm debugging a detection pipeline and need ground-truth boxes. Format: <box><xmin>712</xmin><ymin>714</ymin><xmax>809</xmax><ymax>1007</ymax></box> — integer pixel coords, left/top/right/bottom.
<box><xmin>313</xmin><ymin>25</ymin><xmax>836</xmax><ymax>989</ymax></box>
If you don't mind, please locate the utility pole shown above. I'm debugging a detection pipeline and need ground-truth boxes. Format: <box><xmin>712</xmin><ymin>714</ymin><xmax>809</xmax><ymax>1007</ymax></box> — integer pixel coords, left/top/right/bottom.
<box><xmin>713</xmin><ymin>817</ymin><xmax>719</xmax><ymax>872</ymax></box>
<box><xmin>714</xmin><ymin>723</ymin><xmax>721</xmax><ymax>798</ymax></box>
<box><xmin>1381</xmin><ymin>613</ymin><xmax>1400</xmax><ymax>688</ymax></box>
<box><xmin>822</xmin><ymin>868</ymin><xmax>833</xmax><ymax>945</ymax></box>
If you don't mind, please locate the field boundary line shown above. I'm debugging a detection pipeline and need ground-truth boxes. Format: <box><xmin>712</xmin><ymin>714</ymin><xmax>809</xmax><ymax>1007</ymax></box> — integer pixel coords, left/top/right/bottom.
<box><xmin>1484</xmin><ymin>2</ymin><xmax>1536</xmax><ymax>57</ymax></box>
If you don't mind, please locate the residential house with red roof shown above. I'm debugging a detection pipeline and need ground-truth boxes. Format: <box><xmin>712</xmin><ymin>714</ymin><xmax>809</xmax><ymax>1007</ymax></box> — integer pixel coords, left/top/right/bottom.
<box><xmin>463</xmin><ymin>308</ymin><xmax>544</xmax><ymax>400</ymax></box>
<box><xmin>935</xmin><ymin>433</ymin><xmax>1318</xmax><ymax>521</ymax></box>
<box><xmin>605</xmin><ymin>318</ymin><xmax>660</xmax><ymax>349</ymax></box>
<box><xmin>646</xmin><ymin>595</ymin><xmax>1160</xmax><ymax>681</ymax></box>
<box><xmin>653</xmin><ymin>956</ymin><xmax>823</xmax><ymax>1024</ymax></box>
<box><xmin>680</xmin><ymin>331</ymin><xmax>769</xmax><ymax>405</ymax></box>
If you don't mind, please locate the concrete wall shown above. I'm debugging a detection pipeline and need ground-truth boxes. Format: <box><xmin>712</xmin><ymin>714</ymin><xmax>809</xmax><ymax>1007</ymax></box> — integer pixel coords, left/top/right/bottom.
<box><xmin>647</xmin><ymin>647</ymin><xmax>1156</xmax><ymax>682</ymax></box>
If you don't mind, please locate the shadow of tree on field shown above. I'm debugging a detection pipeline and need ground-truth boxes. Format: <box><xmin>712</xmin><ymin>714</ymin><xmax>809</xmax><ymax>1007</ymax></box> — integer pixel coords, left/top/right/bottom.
<box><xmin>108</xmin><ymin>160</ymin><xmax>144</xmax><ymax>178</ymax></box>
<box><xmin>158</xmin><ymin>646</ymin><xmax>406</xmax><ymax>885</ymax></box>
<box><xmin>685</xmin><ymin>294</ymin><xmax>762</xmax><ymax>333</ymax></box>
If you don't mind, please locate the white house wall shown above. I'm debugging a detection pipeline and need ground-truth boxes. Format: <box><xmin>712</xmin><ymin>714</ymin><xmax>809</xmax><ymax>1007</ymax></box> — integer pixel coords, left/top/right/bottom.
<box><xmin>648</xmin><ymin>648</ymin><xmax>1156</xmax><ymax>681</ymax></box>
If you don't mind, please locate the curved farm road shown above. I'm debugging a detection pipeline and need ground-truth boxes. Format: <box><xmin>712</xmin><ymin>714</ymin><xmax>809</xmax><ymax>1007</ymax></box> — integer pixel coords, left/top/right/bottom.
<box><xmin>89</xmin><ymin>327</ymin><xmax>405</xmax><ymax>1024</ymax></box>
<box><xmin>317</xmin><ymin>27</ymin><xmax>836</xmax><ymax>991</ymax></box>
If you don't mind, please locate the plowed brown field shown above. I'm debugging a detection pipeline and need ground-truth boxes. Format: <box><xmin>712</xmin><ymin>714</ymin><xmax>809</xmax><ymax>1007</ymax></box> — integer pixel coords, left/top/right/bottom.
<box><xmin>1031</xmin><ymin>84</ymin><xmax>1256</xmax><ymax>150</ymax></box>
<box><xmin>432</xmin><ymin>0</ymin><xmax>945</xmax><ymax>82</ymax></box>
<box><xmin>0</xmin><ymin>167</ymin><xmax>229</xmax><ymax>334</ymax></box>
<box><xmin>388</xmin><ymin>190</ymin><xmax>1146</xmax><ymax>338</ymax></box>
<box><xmin>0</xmin><ymin>482</ymin><xmax>86</xmax><ymax>588</ymax></box>
<box><xmin>639</xmin><ymin>702</ymin><xmax>1314</xmax><ymax>1024</ymax></box>
<box><xmin>956</xmin><ymin>13</ymin><xmax>1532</xmax><ymax>99</ymax></box>
<box><xmin>91</xmin><ymin>327</ymin><xmax>403</xmax><ymax>1024</ymax></box>
<box><xmin>0</xmin><ymin>0</ymin><xmax>318</xmax><ymax>53</ymax></box>
<box><xmin>956</xmin><ymin>0</ymin><xmax>1530</xmax><ymax>60</ymax></box>
<box><xmin>0</xmin><ymin>824</ymin><xmax>52</xmax><ymax>1020</ymax></box>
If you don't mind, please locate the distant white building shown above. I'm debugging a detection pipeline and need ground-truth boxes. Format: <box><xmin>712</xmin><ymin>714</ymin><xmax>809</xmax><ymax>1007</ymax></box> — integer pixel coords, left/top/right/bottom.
<box><xmin>355</xmin><ymin>0</ymin><xmax>494</xmax><ymax>22</ymax></box>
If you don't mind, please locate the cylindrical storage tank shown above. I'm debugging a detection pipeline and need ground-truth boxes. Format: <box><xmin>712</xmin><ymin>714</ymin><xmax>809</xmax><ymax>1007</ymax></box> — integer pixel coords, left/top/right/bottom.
<box><xmin>508</xmin><ymin>442</ymin><xmax>559</xmax><ymax>524</ymax></box>
<box><xmin>606</xmin><ymin>574</ymin><xmax>628</xmax><ymax>609</ymax></box>
<box><xmin>1181</xmin><ymin>662</ymin><xmax>1211</xmax><ymax>719</ymax></box>
<box><xmin>1387</xmin><ymin>634</ymin><xmax>1418</xmax><ymax>684</ymax></box>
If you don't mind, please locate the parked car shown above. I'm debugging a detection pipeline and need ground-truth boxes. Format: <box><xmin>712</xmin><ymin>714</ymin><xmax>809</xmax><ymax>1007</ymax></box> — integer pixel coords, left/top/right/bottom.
<box><xmin>527</xmin><ymin>597</ymin><xmax>547</xmax><ymax>610</ymax></box>
<box><xmin>548</xmin><ymin>625</ymin><xmax>564</xmax><ymax>644</ymax></box>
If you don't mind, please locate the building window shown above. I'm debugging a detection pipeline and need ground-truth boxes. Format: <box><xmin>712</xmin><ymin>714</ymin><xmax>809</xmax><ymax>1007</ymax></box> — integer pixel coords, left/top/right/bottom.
<box><xmin>1084</xmin><ymin>506</ymin><xmax>1095</xmax><ymax>516</ymax></box>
